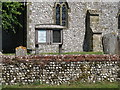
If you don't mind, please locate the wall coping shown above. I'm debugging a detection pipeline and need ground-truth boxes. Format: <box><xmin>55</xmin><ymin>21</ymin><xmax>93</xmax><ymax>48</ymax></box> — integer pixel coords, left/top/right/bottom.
<box><xmin>1</xmin><ymin>55</ymin><xmax>120</xmax><ymax>64</ymax></box>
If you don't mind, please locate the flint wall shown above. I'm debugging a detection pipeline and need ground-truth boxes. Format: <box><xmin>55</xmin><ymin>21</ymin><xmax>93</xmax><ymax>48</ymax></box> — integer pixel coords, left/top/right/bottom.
<box><xmin>1</xmin><ymin>55</ymin><xmax>120</xmax><ymax>85</ymax></box>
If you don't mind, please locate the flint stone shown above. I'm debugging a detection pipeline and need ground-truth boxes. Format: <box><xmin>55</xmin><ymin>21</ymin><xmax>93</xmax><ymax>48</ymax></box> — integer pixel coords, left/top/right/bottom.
<box><xmin>102</xmin><ymin>33</ymin><xmax>119</xmax><ymax>54</ymax></box>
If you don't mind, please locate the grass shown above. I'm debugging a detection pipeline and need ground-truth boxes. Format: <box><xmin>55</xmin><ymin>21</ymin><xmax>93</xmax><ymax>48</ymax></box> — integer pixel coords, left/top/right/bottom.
<box><xmin>41</xmin><ymin>52</ymin><xmax>104</xmax><ymax>55</ymax></box>
<box><xmin>2</xmin><ymin>81</ymin><xmax>119</xmax><ymax>88</ymax></box>
<box><xmin>3</xmin><ymin>52</ymin><xmax>104</xmax><ymax>55</ymax></box>
<box><xmin>2</xmin><ymin>53</ymin><xmax>15</xmax><ymax>55</ymax></box>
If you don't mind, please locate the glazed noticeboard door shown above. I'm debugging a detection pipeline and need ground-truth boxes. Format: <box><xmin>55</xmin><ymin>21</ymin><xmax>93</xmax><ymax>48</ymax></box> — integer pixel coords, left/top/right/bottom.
<box><xmin>38</xmin><ymin>30</ymin><xmax>47</xmax><ymax>43</ymax></box>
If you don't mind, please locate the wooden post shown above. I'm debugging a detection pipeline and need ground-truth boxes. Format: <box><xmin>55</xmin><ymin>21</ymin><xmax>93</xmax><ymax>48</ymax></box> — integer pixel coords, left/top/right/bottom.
<box><xmin>35</xmin><ymin>44</ymin><xmax>39</xmax><ymax>55</ymax></box>
<box><xmin>59</xmin><ymin>44</ymin><xmax>62</xmax><ymax>54</ymax></box>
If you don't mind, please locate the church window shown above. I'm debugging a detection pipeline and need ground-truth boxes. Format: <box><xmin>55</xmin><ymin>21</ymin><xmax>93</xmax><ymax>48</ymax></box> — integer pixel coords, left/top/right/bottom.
<box><xmin>54</xmin><ymin>2</ymin><xmax>69</xmax><ymax>27</ymax></box>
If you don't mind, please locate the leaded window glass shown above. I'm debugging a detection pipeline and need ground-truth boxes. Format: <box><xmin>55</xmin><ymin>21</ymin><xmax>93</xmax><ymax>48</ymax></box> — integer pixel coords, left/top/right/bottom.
<box><xmin>62</xmin><ymin>5</ymin><xmax>67</xmax><ymax>26</ymax></box>
<box><xmin>56</xmin><ymin>4</ymin><xmax>60</xmax><ymax>25</ymax></box>
<box><xmin>55</xmin><ymin>2</ymin><xmax>68</xmax><ymax>27</ymax></box>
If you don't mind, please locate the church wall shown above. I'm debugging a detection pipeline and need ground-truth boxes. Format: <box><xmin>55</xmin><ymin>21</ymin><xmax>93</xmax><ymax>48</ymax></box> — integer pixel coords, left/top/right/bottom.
<box><xmin>27</xmin><ymin>2</ymin><xmax>119</xmax><ymax>53</ymax></box>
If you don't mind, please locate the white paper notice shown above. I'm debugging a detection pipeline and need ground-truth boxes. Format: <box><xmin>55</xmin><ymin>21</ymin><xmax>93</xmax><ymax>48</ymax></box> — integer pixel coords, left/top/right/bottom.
<box><xmin>38</xmin><ymin>30</ymin><xmax>46</xmax><ymax>43</ymax></box>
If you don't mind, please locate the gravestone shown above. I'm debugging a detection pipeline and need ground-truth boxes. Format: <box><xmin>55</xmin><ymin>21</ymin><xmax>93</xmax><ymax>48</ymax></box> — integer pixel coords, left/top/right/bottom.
<box><xmin>15</xmin><ymin>46</ymin><xmax>27</xmax><ymax>56</ymax></box>
<box><xmin>102</xmin><ymin>33</ymin><xmax>119</xmax><ymax>54</ymax></box>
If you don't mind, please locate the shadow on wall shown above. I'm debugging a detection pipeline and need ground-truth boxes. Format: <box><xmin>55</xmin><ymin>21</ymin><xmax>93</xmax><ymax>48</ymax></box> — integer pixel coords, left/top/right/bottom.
<box><xmin>117</xmin><ymin>35</ymin><xmax>120</xmax><ymax>54</ymax></box>
<box><xmin>118</xmin><ymin>13</ymin><xmax>120</xmax><ymax>54</ymax></box>
<box><xmin>83</xmin><ymin>10</ymin><xmax>93</xmax><ymax>52</ymax></box>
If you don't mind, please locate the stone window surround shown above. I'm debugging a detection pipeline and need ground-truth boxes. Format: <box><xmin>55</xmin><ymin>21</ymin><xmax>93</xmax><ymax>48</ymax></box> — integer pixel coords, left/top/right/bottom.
<box><xmin>54</xmin><ymin>2</ymin><xmax>69</xmax><ymax>28</ymax></box>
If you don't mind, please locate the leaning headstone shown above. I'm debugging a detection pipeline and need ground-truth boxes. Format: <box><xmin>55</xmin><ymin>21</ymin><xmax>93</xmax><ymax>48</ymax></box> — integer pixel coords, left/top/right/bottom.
<box><xmin>15</xmin><ymin>46</ymin><xmax>27</xmax><ymax>56</ymax></box>
<box><xmin>102</xmin><ymin>33</ymin><xmax>119</xmax><ymax>54</ymax></box>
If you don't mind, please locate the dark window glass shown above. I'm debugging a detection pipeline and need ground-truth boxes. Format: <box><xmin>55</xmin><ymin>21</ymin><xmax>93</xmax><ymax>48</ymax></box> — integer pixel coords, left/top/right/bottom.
<box><xmin>118</xmin><ymin>14</ymin><xmax>120</xmax><ymax>29</ymax></box>
<box><xmin>55</xmin><ymin>2</ymin><xmax>68</xmax><ymax>26</ymax></box>
<box><xmin>59</xmin><ymin>2</ymin><xmax>63</xmax><ymax>4</ymax></box>
<box><xmin>53</xmin><ymin>30</ymin><xmax>61</xmax><ymax>43</ymax></box>
<box><xmin>62</xmin><ymin>5</ymin><xmax>67</xmax><ymax>26</ymax></box>
<box><xmin>56</xmin><ymin>4</ymin><xmax>60</xmax><ymax>25</ymax></box>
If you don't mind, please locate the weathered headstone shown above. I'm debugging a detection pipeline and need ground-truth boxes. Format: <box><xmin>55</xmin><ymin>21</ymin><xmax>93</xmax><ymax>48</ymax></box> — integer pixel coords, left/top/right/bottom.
<box><xmin>15</xmin><ymin>46</ymin><xmax>27</xmax><ymax>56</ymax></box>
<box><xmin>102</xmin><ymin>33</ymin><xmax>119</xmax><ymax>54</ymax></box>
